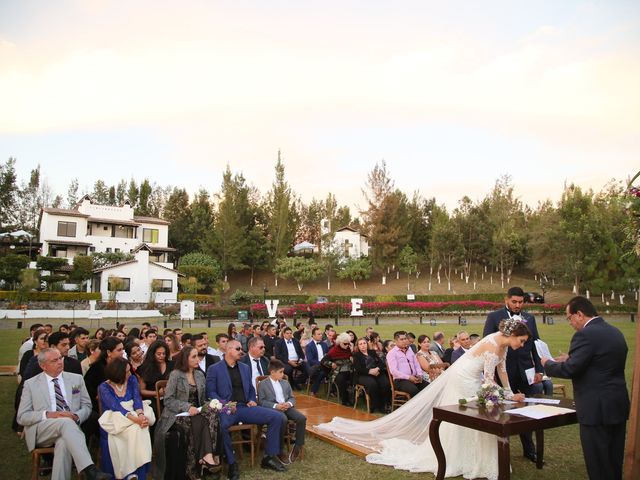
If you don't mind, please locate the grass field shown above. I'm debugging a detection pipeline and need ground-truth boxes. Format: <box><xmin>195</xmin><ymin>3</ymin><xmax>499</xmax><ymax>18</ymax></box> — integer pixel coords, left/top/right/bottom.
<box><xmin>0</xmin><ymin>318</ymin><xmax>636</xmax><ymax>479</ymax></box>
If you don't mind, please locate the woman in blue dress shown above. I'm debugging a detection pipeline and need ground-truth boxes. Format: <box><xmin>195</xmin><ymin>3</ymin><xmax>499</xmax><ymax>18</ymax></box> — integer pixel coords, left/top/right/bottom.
<box><xmin>99</xmin><ymin>357</ymin><xmax>151</xmax><ymax>480</ymax></box>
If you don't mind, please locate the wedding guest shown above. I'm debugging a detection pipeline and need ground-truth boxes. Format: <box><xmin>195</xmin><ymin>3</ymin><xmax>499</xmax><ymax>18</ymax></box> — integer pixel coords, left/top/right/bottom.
<box><xmin>542</xmin><ymin>296</ymin><xmax>629</xmax><ymax>480</ymax></box>
<box><xmin>275</xmin><ymin>327</ymin><xmax>308</xmax><ymax>389</ymax></box>
<box><xmin>442</xmin><ymin>335</ymin><xmax>458</xmax><ymax>365</ymax></box>
<box><xmin>263</xmin><ymin>325</ymin><xmax>278</xmax><ymax>360</ymax></box>
<box><xmin>81</xmin><ymin>340</ymin><xmax>101</xmax><ymax>376</ymax></box>
<box><xmin>193</xmin><ymin>334</ymin><xmax>219</xmax><ymax>376</ymax></box>
<box><xmin>305</xmin><ymin>327</ymin><xmax>328</xmax><ymax>397</ymax></box>
<box><xmin>258</xmin><ymin>359</ymin><xmax>307</xmax><ymax>463</ymax></box>
<box><xmin>469</xmin><ymin>333</ymin><xmax>480</xmax><ymax>347</ymax></box>
<box><xmin>92</xmin><ymin>328</ymin><xmax>106</xmax><ymax>341</ymax></box>
<box><xmin>353</xmin><ymin>337</ymin><xmax>390</xmax><ymax>413</ymax></box>
<box><xmin>69</xmin><ymin>328</ymin><xmax>90</xmax><ymax>362</ymax></box>
<box><xmin>98</xmin><ymin>358</ymin><xmax>151</xmax><ymax>480</ymax></box>
<box><xmin>210</xmin><ymin>333</ymin><xmax>229</xmax><ymax>360</ymax></box>
<box><xmin>85</xmin><ymin>337</ymin><xmax>125</xmax><ymax>413</ymax></box>
<box><xmin>416</xmin><ymin>335</ymin><xmax>448</xmax><ymax>381</ymax></box>
<box><xmin>137</xmin><ymin>340</ymin><xmax>173</xmax><ymax>414</ymax></box>
<box><xmin>164</xmin><ymin>333</ymin><xmax>181</xmax><ymax>359</ymax></box>
<box><xmin>345</xmin><ymin>330</ymin><xmax>357</xmax><ymax>351</ymax></box>
<box><xmin>429</xmin><ymin>332</ymin><xmax>446</xmax><ymax>360</ymax></box>
<box><xmin>19</xmin><ymin>329</ymin><xmax>48</xmax><ymax>378</ymax></box>
<box><xmin>320</xmin><ymin>333</ymin><xmax>354</xmax><ymax>406</ymax></box>
<box><xmin>367</xmin><ymin>331</ymin><xmax>384</xmax><ymax>357</ymax></box>
<box><xmin>386</xmin><ymin>331</ymin><xmax>426</xmax><ymax>398</ymax></box>
<box><xmin>450</xmin><ymin>331</ymin><xmax>471</xmax><ymax>363</ymax></box>
<box><xmin>406</xmin><ymin>332</ymin><xmax>418</xmax><ymax>353</ymax></box>
<box><xmin>124</xmin><ymin>340</ymin><xmax>144</xmax><ymax>375</ymax></box>
<box><xmin>16</xmin><ymin>323</ymin><xmax>43</xmax><ymax>380</ymax></box>
<box><xmin>128</xmin><ymin>328</ymin><xmax>141</xmax><ymax>340</ymax></box>
<box><xmin>140</xmin><ymin>329</ymin><xmax>158</xmax><ymax>355</ymax></box>
<box><xmin>227</xmin><ymin>323</ymin><xmax>238</xmax><ymax>341</ymax></box>
<box><xmin>154</xmin><ymin>346</ymin><xmax>221</xmax><ymax>480</ymax></box>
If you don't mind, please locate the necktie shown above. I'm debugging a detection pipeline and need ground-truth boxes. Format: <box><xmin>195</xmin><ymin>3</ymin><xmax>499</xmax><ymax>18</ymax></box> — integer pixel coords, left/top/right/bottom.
<box><xmin>253</xmin><ymin>358</ymin><xmax>263</xmax><ymax>375</ymax></box>
<box><xmin>52</xmin><ymin>378</ymin><xmax>70</xmax><ymax>412</ymax></box>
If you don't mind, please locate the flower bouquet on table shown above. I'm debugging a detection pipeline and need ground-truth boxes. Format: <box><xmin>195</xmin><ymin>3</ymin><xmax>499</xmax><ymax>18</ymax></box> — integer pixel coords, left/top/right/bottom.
<box><xmin>205</xmin><ymin>399</ymin><xmax>238</xmax><ymax>415</ymax></box>
<box><xmin>459</xmin><ymin>383</ymin><xmax>506</xmax><ymax>408</ymax></box>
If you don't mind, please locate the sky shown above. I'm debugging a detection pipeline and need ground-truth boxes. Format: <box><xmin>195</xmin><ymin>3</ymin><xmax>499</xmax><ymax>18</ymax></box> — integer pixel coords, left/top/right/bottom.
<box><xmin>0</xmin><ymin>0</ymin><xmax>639</xmax><ymax>213</ymax></box>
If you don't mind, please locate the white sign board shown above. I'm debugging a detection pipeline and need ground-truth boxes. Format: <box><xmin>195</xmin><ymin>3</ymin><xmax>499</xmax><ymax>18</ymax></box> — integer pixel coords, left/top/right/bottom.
<box><xmin>180</xmin><ymin>300</ymin><xmax>195</xmax><ymax>320</ymax></box>
<box><xmin>351</xmin><ymin>298</ymin><xmax>363</xmax><ymax>316</ymax></box>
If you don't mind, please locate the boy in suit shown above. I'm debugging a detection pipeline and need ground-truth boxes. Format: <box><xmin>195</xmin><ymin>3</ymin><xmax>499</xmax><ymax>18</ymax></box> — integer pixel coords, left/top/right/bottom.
<box><xmin>258</xmin><ymin>359</ymin><xmax>306</xmax><ymax>463</ymax></box>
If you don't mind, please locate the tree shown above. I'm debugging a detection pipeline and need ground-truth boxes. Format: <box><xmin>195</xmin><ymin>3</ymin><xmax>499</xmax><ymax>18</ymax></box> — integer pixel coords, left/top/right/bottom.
<box><xmin>66</xmin><ymin>178</ymin><xmax>79</xmax><ymax>209</ymax></box>
<box><xmin>127</xmin><ymin>179</ymin><xmax>138</xmax><ymax>207</ymax></box>
<box><xmin>136</xmin><ymin>179</ymin><xmax>152</xmax><ymax>215</ymax></box>
<box><xmin>0</xmin><ymin>253</ymin><xmax>30</xmax><ymax>289</ymax></box>
<box><xmin>115</xmin><ymin>180</ymin><xmax>127</xmax><ymax>206</ymax></box>
<box><xmin>398</xmin><ymin>245</ymin><xmax>418</xmax><ymax>291</ymax></box>
<box><xmin>92</xmin><ymin>179</ymin><xmax>110</xmax><ymax>204</ymax></box>
<box><xmin>206</xmin><ymin>167</ymin><xmax>251</xmax><ymax>281</ymax></box>
<box><xmin>0</xmin><ymin>157</ymin><xmax>18</xmax><ymax>227</ymax></box>
<box><xmin>91</xmin><ymin>251</ymin><xmax>134</xmax><ymax>269</ymax></box>
<box><xmin>189</xmin><ymin>189</ymin><xmax>215</xmax><ymax>253</ymax></box>
<box><xmin>18</xmin><ymin>165</ymin><xmax>43</xmax><ymax>232</ymax></box>
<box><xmin>274</xmin><ymin>257</ymin><xmax>323</xmax><ymax>291</ymax></box>
<box><xmin>163</xmin><ymin>188</ymin><xmax>192</xmax><ymax>257</ymax></box>
<box><xmin>319</xmin><ymin>238</ymin><xmax>344</xmax><ymax>290</ymax></box>
<box><xmin>70</xmin><ymin>255</ymin><xmax>94</xmax><ymax>291</ymax></box>
<box><xmin>178</xmin><ymin>252</ymin><xmax>221</xmax><ymax>291</ymax></box>
<box><xmin>430</xmin><ymin>211</ymin><xmax>462</xmax><ymax>291</ymax></box>
<box><xmin>107</xmin><ymin>186</ymin><xmax>116</xmax><ymax>205</ymax></box>
<box><xmin>265</xmin><ymin>151</ymin><xmax>298</xmax><ymax>286</ymax></box>
<box><xmin>337</xmin><ymin>257</ymin><xmax>372</xmax><ymax>289</ymax></box>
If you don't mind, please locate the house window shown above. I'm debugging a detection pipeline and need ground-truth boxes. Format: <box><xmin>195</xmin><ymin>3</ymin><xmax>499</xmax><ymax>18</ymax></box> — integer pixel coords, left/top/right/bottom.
<box><xmin>89</xmin><ymin>247</ymin><xmax>95</xmax><ymax>252</ymax></box>
<box><xmin>108</xmin><ymin>277</ymin><xmax>131</xmax><ymax>291</ymax></box>
<box><xmin>154</xmin><ymin>279</ymin><xmax>173</xmax><ymax>292</ymax></box>
<box><xmin>143</xmin><ymin>228</ymin><xmax>159</xmax><ymax>243</ymax></box>
<box><xmin>57</xmin><ymin>221</ymin><xmax>76</xmax><ymax>237</ymax></box>
<box><xmin>106</xmin><ymin>248</ymin><xmax>112</xmax><ymax>253</ymax></box>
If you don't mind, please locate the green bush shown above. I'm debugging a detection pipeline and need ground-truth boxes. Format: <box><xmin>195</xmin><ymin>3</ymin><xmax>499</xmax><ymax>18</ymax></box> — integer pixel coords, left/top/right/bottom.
<box><xmin>177</xmin><ymin>293</ymin><xmax>218</xmax><ymax>302</ymax></box>
<box><xmin>229</xmin><ymin>289</ymin><xmax>254</xmax><ymax>305</ymax></box>
<box><xmin>375</xmin><ymin>295</ymin><xmax>398</xmax><ymax>302</ymax></box>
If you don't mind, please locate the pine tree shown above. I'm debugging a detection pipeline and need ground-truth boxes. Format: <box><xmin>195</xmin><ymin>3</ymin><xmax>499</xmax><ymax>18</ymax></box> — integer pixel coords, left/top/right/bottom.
<box><xmin>137</xmin><ymin>179</ymin><xmax>152</xmax><ymax>215</ymax></box>
<box><xmin>66</xmin><ymin>178</ymin><xmax>79</xmax><ymax>209</ymax></box>
<box><xmin>92</xmin><ymin>179</ymin><xmax>109</xmax><ymax>204</ymax></box>
<box><xmin>163</xmin><ymin>188</ymin><xmax>192</xmax><ymax>257</ymax></box>
<box><xmin>0</xmin><ymin>157</ymin><xmax>18</xmax><ymax>227</ymax></box>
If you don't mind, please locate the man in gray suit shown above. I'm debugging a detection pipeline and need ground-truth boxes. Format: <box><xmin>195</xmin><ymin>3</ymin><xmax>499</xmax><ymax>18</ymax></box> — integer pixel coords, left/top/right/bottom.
<box><xmin>17</xmin><ymin>348</ymin><xmax>111</xmax><ymax>480</ymax></box>
<box><xmin>257</xmin><ymin>359</ymin><xmax>307</xmax><ymax>463</ymax></box>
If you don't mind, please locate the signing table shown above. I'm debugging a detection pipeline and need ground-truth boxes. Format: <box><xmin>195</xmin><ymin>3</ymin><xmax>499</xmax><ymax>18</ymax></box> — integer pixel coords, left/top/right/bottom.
<box><xmin>428</xmin><ymin>399</ymin><xmax>578</xmax><ymax>480</ymax></box>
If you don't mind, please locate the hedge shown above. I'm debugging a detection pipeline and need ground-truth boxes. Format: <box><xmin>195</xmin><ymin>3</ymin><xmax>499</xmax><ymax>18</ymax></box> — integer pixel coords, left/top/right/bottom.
<box><xmin>177</xmin><ymin>293</ymin><xmax>219</xmax><ymax>302</ymax></box>
<box><xmin>0</xmin><ymin>291</ymin><xmax>101</xmax><ymax>301</ymax></box>
<box><xmin>224</xmin><ymin>292</ymin><xmax>507</xmax><ymax>305</ymax></box>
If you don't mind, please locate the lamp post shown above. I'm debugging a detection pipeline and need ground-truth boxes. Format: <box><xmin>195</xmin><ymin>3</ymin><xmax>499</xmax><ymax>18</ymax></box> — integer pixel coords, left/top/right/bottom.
<box><xmin>263</xmin><ymin>283</ymin><xmax>269</xmax><ymax>303</ymax></box>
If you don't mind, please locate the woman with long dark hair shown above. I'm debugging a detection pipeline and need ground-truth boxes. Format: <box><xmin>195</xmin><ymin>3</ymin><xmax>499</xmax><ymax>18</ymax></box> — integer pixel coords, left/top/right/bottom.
<box><xmin>137</xmin><ymin>340</ymin><xmax>173</xmax><ymax>410</ymax></box>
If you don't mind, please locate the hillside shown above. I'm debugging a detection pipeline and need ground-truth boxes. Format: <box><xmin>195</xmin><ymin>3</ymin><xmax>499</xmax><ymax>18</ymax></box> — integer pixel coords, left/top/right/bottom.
<box><xmin>224</xmin><ymin>269</ymin><xmax>572</xmax><ymax>303</ymax></box>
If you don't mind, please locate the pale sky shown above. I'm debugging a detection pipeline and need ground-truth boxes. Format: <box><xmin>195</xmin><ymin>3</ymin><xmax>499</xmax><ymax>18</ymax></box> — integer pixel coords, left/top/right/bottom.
<box><xmin>1</xmin><ymin>0</ymin><xmax>639</xmax><ymax>213</ymax></box>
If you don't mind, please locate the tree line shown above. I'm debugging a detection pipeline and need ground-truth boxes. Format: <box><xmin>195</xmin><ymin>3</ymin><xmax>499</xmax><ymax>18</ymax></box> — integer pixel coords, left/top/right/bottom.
<box><xmin>1</xmin><ymin>154</ymin><xmax>638</xmax><ymax>297</ymax></box>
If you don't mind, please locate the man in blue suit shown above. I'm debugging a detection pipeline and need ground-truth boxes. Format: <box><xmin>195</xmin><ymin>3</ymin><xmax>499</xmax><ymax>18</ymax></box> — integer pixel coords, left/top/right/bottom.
<box><xmin>305</xmin><ymin>327</ymin><xmax>328</xmax><ymax>396</ymax></box>
<box><xmin>483</xmin><ymin>286</ymin><xmax>544</xmax><ymax>463</ymax></box>
<box><xmin>206</xmin><ymin>340</ymin><xmax>287</xmax><ymax>479</ymax></box>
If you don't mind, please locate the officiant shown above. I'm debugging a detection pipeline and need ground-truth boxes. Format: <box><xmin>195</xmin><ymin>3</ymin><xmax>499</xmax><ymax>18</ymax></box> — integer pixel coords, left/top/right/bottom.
<box><xmin>483</xmin><ymin>286</ymin><xmax>544</xmax><ymax>463</ymax></box>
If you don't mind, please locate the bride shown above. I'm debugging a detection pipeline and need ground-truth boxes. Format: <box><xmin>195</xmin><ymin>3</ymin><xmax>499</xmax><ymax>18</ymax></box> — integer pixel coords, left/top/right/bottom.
<box><xmin>316</xmin><ymin>319</ymin><xmax>529</xmax><ymax>480</ymax></box>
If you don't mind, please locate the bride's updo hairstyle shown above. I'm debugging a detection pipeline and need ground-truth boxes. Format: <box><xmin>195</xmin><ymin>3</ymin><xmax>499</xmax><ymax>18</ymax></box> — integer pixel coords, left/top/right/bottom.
<box><xmin>499</xmin><ymin>319</ymin><xmax>530</xmax><ymax>337</ymax></box>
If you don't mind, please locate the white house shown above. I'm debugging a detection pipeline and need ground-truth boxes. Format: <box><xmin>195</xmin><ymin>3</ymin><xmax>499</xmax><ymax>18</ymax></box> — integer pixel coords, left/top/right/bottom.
<box><xmin>320</xmin><ymin>219</ymin><xmax>369</xmax><ymax>259</ymax></box>
<box><xmin>91</xmin><ymin>247</ymin><xmax>179</xmax><ymax>303</ymax></box>
<box><xmin>39</xmin><ymin>196</ymin><xmax>179</xmax><ymax>301</ymax></box>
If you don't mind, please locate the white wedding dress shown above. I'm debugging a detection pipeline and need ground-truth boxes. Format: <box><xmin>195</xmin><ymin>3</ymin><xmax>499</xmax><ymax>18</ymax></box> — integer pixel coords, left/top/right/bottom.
<box><xmin>316</xmin><ymin>332</ymin><xmax>511</xmax><ymax>480</ymax></box>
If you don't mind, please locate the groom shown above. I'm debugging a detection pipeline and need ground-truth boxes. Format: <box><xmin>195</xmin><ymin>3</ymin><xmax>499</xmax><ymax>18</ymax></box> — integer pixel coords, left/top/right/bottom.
<box><xmin>483</xmin><ymin>286</ymin><xmax>544</xmax><ymax>463</ymax></box>
<box><xmin>542</xmin><ymin>296</ymin><xmax>629</xmax><ymax>480</ymax></box>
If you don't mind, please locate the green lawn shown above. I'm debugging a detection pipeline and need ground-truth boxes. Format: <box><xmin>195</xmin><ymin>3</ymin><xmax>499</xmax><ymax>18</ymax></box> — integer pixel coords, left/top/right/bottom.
<box><xmin>0</xmin><ymin>319</ymin><xmax>636</xmax><ymax>479</ymax></box>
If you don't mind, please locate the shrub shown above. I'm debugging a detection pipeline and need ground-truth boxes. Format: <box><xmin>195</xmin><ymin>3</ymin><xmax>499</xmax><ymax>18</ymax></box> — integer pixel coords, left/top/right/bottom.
<box><xmin>0</xmin><ymin>291</ymin><xmax>101</xmax><ymax>301</ymax></box>
<box><xmin>229</xmin><ymin>289</ymin><xmax>255</xmax><ymax>305</ymax></box>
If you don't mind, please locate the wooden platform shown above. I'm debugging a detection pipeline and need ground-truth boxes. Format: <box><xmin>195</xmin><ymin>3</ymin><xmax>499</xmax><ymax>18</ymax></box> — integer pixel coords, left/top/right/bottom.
<box><xmin>296</xmin><ymin>394</ymin><xmax>378</xmax><ymax>457</ymax></box>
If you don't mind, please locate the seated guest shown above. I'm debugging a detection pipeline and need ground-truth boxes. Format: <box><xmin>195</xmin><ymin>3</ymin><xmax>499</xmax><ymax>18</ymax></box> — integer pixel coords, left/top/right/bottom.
<box><xmin>23</xmin><ymin>332</ymin><xmax>82</xmax><ymax>379</ymax></box>
<box><xmin>257</xmin><ymin>359</ymin><xmax>307</xmax><ymax>463</ymax></box>
<box><xmin>154</xmin><ymin>346</ymin><xmax>220</xmax><ymax>480</ymax></box>
<box><xmin>69</xmin><ymin>328</ymin><xmax>90</xmax><ymax>362</ymax></box>
<box><xmin>442</xmin><ymin>335</ymin><xmax>458</xmax><ymax>365</ymax></box>
<box><xmin>275</xmin><ymin>327</ymin><xmax>308</xmax><ymax>389</ymax></box>
<box><xmin>386</xmin><ymin>331</ymin><xmax>427</xmax><ymax>397</ymax></box>
<box><xmin>192</xmin><ymin>334</ymin><xmax>219</xmax><ymax>376</ymax></box>
<box><xmin>353</xmin><ymin>337</ymin><xmax>390</xmax><ymax>413</ymax></box>
<box><xmin>406</xmin><ymin>332</ymin><xmax>418</xmax><ymax>353</ymax></box>
<box><xmin>367</xmin><ymin>331</ymin><xmax>384</xmax><ymax>357</ymax></box>
<box><xmin>416</xmin><ymin>335</ymin><xmax>449</xmax><ymax>381</ymax></box>
<box><xmin>305</xmin><ymin>327</ymin><xmax>329</xmax><ymax>397</ymax></box>
<box><xmin>469</xmin><ymin>333</ymin><xmax>480</xmax><ymax>346</ymax></box>
<box><xmin>240</xmin><ymin>336</ymin><xmax>269</xmax><ymax>389</ymax></box>
<box><xmin>140</xmin><ymin>329</ymin><xmax>157</xmax><ymax>355</ymax></box>
<box><xmin>17</xmin><ymin>348</ymin><xmax>111</xmax><ymax>480</ymax></box>
<box><xmin>450</xmin><ymin>331</ymin><xmax>472</xmax><ymax>364</ymax></box>
<box><xmin>206</xmin><ymin>340</ymin><xmax>286</xmax><ymax>480</ymax></box>
<box><xmin>429</xmin><ymin>331</ymin><xmax>447</xmax><ymax>360</ymax></box>
<box><xmin>320</xmin><ymin>333</ymin><xmax>354</xmax><ymax>406</ymax></box>
<box><xmin>124</xmin><ymin>339</ymin><xmax>144</xmax><ymax>375</ymax></box>
<box><xmin>81</xmin><ymin>339</ymin><xmax>101</xmax><ymax>376</ymax></box>
<box><xmin>164</xmin><ymin>333</ymin><xmax>181</xmax><ymax>359</ymax></box>
<box><xmin>263</xmin><ymin>325</ymin><xmax>278</xmax><ymax>360</ymax></box>
<box><xmin>137</xmin><ymin>340</ymin><xmax>173</xmax><ymax>416</ymax></box>
<box><xmin>17</xmin><ymin>323</ymin><xmax>44</xmax><ymax>380</ymax></box>
<box><xmin>181</xmin><ymin>333</ymin><xmax>193</xmax><ymax>349</ymax></box>
<box><xmin>85</xmin><ymin>337</ymin><xmax>126</xmax><ymax>413</ymax></box>
<box><xmin>19</xmin><ymin>328</ymin><xmax>48</xmax><ymax>378</ymax></box>
<box><xmin>92</xmin><ymin>327</ymin><xmax>106</xmax><ymax>341</ymax></box>
<box><xmin>98</xmin><ymin>358</ymin><xmax>151</xmax><ymax>480</ymax></box>
<box><xmin>345</xmin><ymin>330</ymin><xmax>358</xmax><ymax>351</ymax></box>
<box><xmin>209</xmin><ymin>333</ymin><xmax>229</xmax><ymax>360</ymax></box>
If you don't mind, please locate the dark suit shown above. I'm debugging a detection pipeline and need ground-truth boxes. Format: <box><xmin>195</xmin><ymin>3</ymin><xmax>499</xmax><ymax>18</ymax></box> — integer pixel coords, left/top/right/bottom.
<box><xmin>450</xmin><ymin>347</ymin><xmax>467</xmax><ymax>364</ymax></box>
<box><xmin>239</xmin><ymin>354</ymin><xmax>270</xmax><ymax>389</ymax></box>
<box><xmin>263</xmin><ymin>335</ymin><xmax>277</xmax><ymax>360</ymax></box>
<box><xmin>197</xmin><ymin>353</ymin><xmax>219</xmax><ymax>376</ymax></box>
<box><xmin>484</xmin><ymin>307</ymin><xmax>544</xmax><ymax>456</ymax></box>
<box><xmin>429</xmin><ymin>341</ymin><xmax>446</xmax><ymax>360</ymax></box>
<box><xmin>544</xmin><ymin>317</ymin><xmax>629</xmax><ymax>480</ymax></box>
<box><xmin>305</xmin><ymin>340</ymin><xmax>329</xmax><ymax>394</ymax></box>
<box><xmin>205</xmin><ymin>360</ymin><xmax>285</xmax><ymax>463</ymax></box>
<box><xmin>275</xmin><ymin>338</ymin><xmax>308</xmax><ymax>388</ymax></box>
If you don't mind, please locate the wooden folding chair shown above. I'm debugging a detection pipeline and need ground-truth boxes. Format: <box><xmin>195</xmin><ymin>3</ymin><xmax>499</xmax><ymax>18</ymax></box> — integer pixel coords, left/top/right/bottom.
<box><xmin>387</xmin><ymin>368</ymin><xmax>411</xmax><ymax>411</ymax></box>
<box><xmin>155</xmin><ymin>379</ymin><xmax>168</xmax><ymax>415</ymax></box>
<box><xmin>31</xmin><ymin>447</ymin><xmax>55</xmax><ymax>480</ymax></box>
<box><xmin>353</xmin><ymin>384</ymin><xmax>371</xmax><ymax>413</ymax></box>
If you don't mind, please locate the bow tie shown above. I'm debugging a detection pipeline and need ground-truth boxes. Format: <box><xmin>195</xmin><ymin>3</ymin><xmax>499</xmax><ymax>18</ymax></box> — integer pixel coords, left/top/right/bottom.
<box><xmin>316</xmin><ymin>342</ymin><xmax>322</xmax><ymax>345</ymax></box>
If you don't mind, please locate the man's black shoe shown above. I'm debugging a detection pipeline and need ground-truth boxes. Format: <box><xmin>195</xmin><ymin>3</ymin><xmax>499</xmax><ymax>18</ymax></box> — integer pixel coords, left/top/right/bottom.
<box><xmin>82</xmin><ymin>464</ymin><xmax>113</xmax><ymax>480</ymax></box>
<box><xmin>227</xmin><ymin>462</ymin><xmax>240</xmax><ymax>480</ymax></box>
<box><xmin>523</xmin><ymin>451</ymin><xmax>539</xmax><ymax>463</ymax></box>
<box><xmin>261</xmin><ymin>455</ymin><xmax>287</xmax><ymax>472</ymax></box>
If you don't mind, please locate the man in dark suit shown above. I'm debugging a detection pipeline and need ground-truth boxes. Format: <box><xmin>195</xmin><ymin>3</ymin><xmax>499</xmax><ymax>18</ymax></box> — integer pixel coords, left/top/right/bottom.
<box><xmin>450</xmin><ymin>331</ymin><xmax>471</xmax><ymax>364</ymax></box>
<box><xmin>239</xmin><ymin>336</ymin><xmax>270</xmax><ymax>389</ymax></box>
<box><xmin>263</xmin><ymin>324</ymin><xmax>278</xmax><ymax>361</ymax></box>
<box><xmin>542</xmin><ymin>296</ymin><xmax>629</xmax><ymax>480</ymax></box>
<box><xmin>275</xmin><ymin>327</ymin><xmax>308</xmax><ymax>389</ymax></box>
<box><xmin>206</xmin><ymin>340</ymin><xmax>287</xmax><ymax>479</ymax></box>
<box><xmin>483</xmin><ymin>286</ymin><xmax>544</xmax><ymax>462</ymax></box>
<box><xmin>193</xmin><ymin>334</ymin><xmax>219</xmax><ymax>375</ymax></box>
<box><xmin>429</xmin><ymin>331</ymin><xmax>446</xmax><ymax>360</ymax></box>
<box><xmin>304</xmin><ymin>327</ymin><xmax>329</xmax><ymax>396</ymax></box>
<box><xmin>17</xmin><ymin>348</ymin><xmax>111</xmax><ymax>480</ymax></box>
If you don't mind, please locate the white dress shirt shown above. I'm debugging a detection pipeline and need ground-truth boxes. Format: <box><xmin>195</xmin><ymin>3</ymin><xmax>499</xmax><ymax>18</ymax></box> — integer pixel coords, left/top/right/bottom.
<box><xmin>43</xmin><ymin>373</ymin><xmax>70</xmax><ymax>419</ymax></box>
<box><xmin>285</xmin><ymin>340</ymin><xmax>299</xmax><ymax>361</ymax></box>
<box><xmin>314</xmin><ymin>342</ymin><xmax>324</xmax><ymax>362</ymax></box>
<box><xmin>269</xmin><ymin>378</ymin><xmax>292</xmax><ymax>407</ymax></box>
<box><xmin>248</xmin><ymin>355</ymin><xmax>264</xmax><ymax>388</ymax></box>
